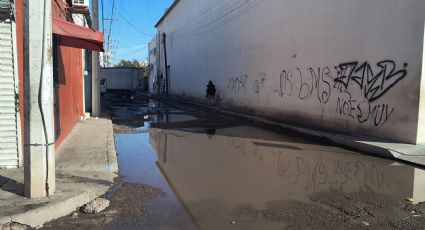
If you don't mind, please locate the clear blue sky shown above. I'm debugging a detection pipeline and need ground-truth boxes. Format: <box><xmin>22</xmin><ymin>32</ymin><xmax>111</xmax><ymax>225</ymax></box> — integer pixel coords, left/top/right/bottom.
<box><xmin>91</xmin><ymin>0</ymin><xmax>174</xmax><ymax>64</ymax></box>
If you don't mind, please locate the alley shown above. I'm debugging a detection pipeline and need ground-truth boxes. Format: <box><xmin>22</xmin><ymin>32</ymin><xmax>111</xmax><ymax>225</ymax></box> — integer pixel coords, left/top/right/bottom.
<box><xmin>41</xmin><ymin>94</ymin><xmax>425</xmax><ymax>230</ymax></box>
<box><xmin>1</xmin><ymin>0</ymin><xmax>424</xmax><ymax>229</ymax></box>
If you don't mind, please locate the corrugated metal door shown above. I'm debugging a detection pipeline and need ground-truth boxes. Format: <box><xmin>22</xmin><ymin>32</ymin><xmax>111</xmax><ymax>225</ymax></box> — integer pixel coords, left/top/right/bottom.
<box><xmin>0</xmin><ymin>19</ymin><xmax>21</xmax><ymax>168</ymax></box>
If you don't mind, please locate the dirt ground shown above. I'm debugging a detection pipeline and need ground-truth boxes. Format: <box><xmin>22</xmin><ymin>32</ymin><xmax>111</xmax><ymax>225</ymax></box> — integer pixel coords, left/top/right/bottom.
<box><xmin>39</xmin><ymin>183</ymin><xmax>168</xmax><ymax>230</ymax></box>
<box><xmin>39</xmin><ymin>188</ymin><xmax>425</xmax><ymax>230</ymax></box>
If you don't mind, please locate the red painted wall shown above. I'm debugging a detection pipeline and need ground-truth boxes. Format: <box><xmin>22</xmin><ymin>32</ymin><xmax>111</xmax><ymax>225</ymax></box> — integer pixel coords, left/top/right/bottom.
<box><xmin>55</xmin><ymin>44</ymin><xmax>84</xmax><ymax>147</ymax></box>
<box><xmin>51</xmin><ymin>0</ymin><xmax>85</xmax><ymax>147</ymax></box>
<box><xmin>15</xmin><ymin>0</ymin><xmax>24</xmax><ymax>163</ymax></box>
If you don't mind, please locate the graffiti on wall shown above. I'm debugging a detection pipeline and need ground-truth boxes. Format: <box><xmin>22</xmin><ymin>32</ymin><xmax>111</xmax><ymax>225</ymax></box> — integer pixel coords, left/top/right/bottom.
<box><xmin>252</xmin><ymin>72</ymin><xmax>267</xmax><ymax>103</ymax></box>
<box><xmin>228</xmin><ymin>74</ymin><xmax>248</xmax><ymax>93</ymax></box>
<box><xmin>273</xmin><ymin>150</ymin><xmax>389</xmax><ymax>193</ymax></box>
<box><xmin>226</xmin><ymin>59</ymin><xmax>408</xmax><ymax>128</ymax></box>
<box><xmin>333</xmin><ymin>61</ymin><xmax>408</xmax><ymax>103</ymax></box>
<box><xmin>273</xmin><ymin>67</ymin><xmax>333</xmax><ymax>104</ymax></box>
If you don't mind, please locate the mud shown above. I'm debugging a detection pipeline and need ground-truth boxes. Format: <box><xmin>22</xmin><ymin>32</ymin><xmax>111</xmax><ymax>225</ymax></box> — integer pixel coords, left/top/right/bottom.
<box><xmin>263</xmin><ymin>200</ymin><xmax>353</xmax><ymax>230</ymax></box>
<box><xmin>110</xmin><ymin>183</ymin><xmax>165</xmax><ymax>218</ymax></box>
<box><xmin>40</xmin><ymin>183</ymin><xmax>172</xmax><ymax>230</ymax></box>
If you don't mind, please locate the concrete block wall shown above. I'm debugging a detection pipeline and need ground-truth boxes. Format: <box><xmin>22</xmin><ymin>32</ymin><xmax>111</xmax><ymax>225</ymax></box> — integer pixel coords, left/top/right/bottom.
<box><xmin>100</xmin><ymin>68</ymin><xmax>144</xmax><ymax>91</ymax></box>
<box><xmin>156</xmin><ymin>0</ymin><xmax>425</xmax><ymax>144</ymax></box>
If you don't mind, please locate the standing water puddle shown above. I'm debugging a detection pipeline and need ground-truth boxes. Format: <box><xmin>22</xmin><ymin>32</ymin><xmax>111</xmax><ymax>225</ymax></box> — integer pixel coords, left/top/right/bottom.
<box><xmin>108</xmin><ymin>101</ymin><xmax>425</xmax><ymax>230</ymax></box>
<box><xmin>111</xmin><ymin>133</ymin><xmax>197</xmax><ymax>229</ymax></box>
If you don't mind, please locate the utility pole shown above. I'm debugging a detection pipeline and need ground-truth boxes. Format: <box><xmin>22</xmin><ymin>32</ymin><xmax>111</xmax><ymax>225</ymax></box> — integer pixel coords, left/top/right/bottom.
<box><xmin>101</xmin><ymin>0</ymin><xmax>104</xmax><ymax>33</ymax></box>
<box><xmin>23</xmin><ymin>0</ymin><xmax>56</xmax><ymax>198</ymax></box>
<box><xmin>101</xmin><ymin>0</ymin><xmax>105</xmax><ymax>67</ymax></box>
<box><xmin>156</xmin><ymin>33</ymin><xmax>161</xmax><ymax>95</ymax></box>
<box><xmin>162</xmin><ymin>33</ymin><xmax>169</xmax><ymax>96</ymax></box>
<box><xmin>92</xmin><ymin>0</ymin><xmax>101</xmax><ymax>117</ymax></box>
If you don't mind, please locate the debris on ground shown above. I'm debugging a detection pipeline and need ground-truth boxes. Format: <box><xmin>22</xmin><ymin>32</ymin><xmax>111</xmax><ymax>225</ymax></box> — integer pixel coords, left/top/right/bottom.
<box><xmin>80</xmin><ymin>198</ymin><xmax>110</xmax><ymax>214</ymax></box>
<box><xmin>110</xmin><ymin>183</ymin><xmax>165</xmax><ymax>219</ymax></box>
<box><xmin>2</xmin><ymin>223</ymin><xmax>29</xmax><ymax>230</ymax></box>
<box><xmin>113</xmin><ymin>124</ymin><xmax>136</xmax><ymax>134</ymax></box>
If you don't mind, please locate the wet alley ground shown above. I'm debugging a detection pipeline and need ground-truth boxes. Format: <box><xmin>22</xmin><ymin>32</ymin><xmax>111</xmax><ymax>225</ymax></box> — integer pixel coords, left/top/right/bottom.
<box><xmin>41</xmin><ymin>93</ymin><xmax>425</xmax><ymax>230</ymax></box>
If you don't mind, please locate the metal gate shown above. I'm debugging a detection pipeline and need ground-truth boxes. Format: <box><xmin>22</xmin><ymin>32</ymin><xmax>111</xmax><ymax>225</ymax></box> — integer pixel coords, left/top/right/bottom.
<box><xmin>0</xmin><ymin>19</ymin><xmax>21</xmax><ymax>168</ymax></box>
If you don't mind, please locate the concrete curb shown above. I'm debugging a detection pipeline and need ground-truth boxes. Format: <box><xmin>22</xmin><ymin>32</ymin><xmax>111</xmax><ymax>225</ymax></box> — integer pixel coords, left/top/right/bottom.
<box><xmin>159</xmin><ymin>95</ymin><xmax>425</xmax><ymax>166</ymax></box>
<box><xmin>0</xmin><ymin>118</ymin><xmax>120</xmax><ymax>228</ymax></box>
<box><xmin>0</xmin><ymin>216</ymin><xmax>11</xmax><ymax>227</ymax></box>
<box><xmin>9</xmin><ymin>190</ymin><xmax>99</xmax><ymax>228</ymax></box>
<box><xmin>106</xmin><ymin>119</ymin><xmax>119</xmax><ymax>173</ymax></box>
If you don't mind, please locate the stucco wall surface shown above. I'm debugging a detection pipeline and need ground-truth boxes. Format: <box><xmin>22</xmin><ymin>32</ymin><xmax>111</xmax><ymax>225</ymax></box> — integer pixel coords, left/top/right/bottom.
<box><xmin>156</xmin><ymin>0</ymin><xmax>425</xmax><ymax>144</ymax></box>
<box><xmin>100</xmin><ymin>68</ymin><xmax>143</xmax><ymax>91</ymax></box>
<box><xmin>56</xmin><ymin>45</ymin><xmax>84</xmax><ymax>147</ymax></box>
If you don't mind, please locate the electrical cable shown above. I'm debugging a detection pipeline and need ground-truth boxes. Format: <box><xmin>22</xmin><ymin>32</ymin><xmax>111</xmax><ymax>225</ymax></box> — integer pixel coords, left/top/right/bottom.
<box><xmin>190</xmin><ymin>0</ymin><xmax>264</xmax><ymax>37</ymax></box>
<box><xmin>107</xmin><ymin>0</ymin><xmax>152</xmax><ymax>37</ymax></box>
<box><xmin>165</xmin><ymin>0</ymin><xmax>228</xmax><ymax>35</ymax></box>
<box><xmin>105</xmin><ymin>0</ymin><xmax>115</xmax><ymax>66</ymax></box>
<box><xmin>54</xmin><ymin>0</ymin><xmax>72</xmax><ymax>21</ymax></box>
<box><xmin>166</xmin><ymin>0</ymin><xmax>263</xmax><ymax>39</ymax></box>
<box><xmin>39</xmin><ymin>0</ymin><xmax>51</xmax><ymax>196</ymax></box>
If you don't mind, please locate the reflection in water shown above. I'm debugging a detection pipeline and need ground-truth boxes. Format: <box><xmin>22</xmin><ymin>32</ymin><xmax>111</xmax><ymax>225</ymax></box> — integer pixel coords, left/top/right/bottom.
<box><xmin>149</xmin><ymin>126</ymin><xmax>425</xmax><ymax>229</ymax></box>
<box><xmin>147</xmin><ymin>100</ymin><xmax>198</xmax><ymax>123</ymax></box>
<box><xmin>113</xmin><ymin>104</ymin><xmax>197</xmax><ymax>124</ymax></box>
<box><xmin>114</xmin><ymin>133</ymin><xmax>197</xmax><ymax>230</ymax></box>
<box><xmin>149</xmin><ymin>113</ymin><xmax>198</xmax><ymax>123</ymax></box>
<box><xmin>109</xmin><ymin>100</ymin><xmax>425</xmax><ymax>229</ymax></box>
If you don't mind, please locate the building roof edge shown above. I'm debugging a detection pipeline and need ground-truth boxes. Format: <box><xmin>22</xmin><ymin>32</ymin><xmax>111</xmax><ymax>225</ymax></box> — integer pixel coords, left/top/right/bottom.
<box><xmin>155</xmin><ymin>0</ymin><xmax>181</xmax><ymax>28</ymax></box>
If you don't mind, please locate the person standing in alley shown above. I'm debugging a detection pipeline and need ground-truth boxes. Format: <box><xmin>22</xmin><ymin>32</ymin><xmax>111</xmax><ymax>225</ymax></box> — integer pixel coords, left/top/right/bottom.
<box><xmin>206</xmin><ymin>80</ymin><xmax>216</xmax><ymax>105</ymax></box>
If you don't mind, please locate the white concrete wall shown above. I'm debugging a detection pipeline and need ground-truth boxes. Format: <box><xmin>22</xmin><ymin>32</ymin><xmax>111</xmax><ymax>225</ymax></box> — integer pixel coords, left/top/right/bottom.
<box><xmin>156</xmin><ymin>0</ymin><xmax>425</xmax><ymax>144</ymax></box>
<box><xmin>100</xmin><ymin>68</ymin><xmax>143</xmax><ymax>91</ymax></box>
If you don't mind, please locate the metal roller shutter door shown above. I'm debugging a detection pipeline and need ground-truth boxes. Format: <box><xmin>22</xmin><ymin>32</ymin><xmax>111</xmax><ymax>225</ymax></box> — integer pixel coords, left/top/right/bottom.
<box><xmin>0</xmin><ymin>19</ymin><xmax>19</xmax><ymax>168</ymax></box>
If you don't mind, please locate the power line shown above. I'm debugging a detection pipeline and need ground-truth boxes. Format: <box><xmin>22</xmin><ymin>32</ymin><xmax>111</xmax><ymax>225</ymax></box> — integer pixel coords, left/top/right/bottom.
<box><xmin>106</xmin><ymin>0</ymin><xmax>115</xmax><ymax>49</ymax></box>
<box><xmin>164</xmin><ymin>0</ymin><xmax>229</xmax><ymax>35</ymax></box>
<box><xmin>102</xmin><ymin>0</ymin><xmax>117</xmax><ymax>67</ymax></box>
<box><xmin>103</xmin><ymin>0</ymin><xmax>154</xmax><ymax>65</ymax></box>
<box><xmin>191</xmin><ymin>0</ymin><xmax>264</xmax><ymax>36</ymax></box>
<box><xmin>169</xmin><ymin>0</ymin><xmax>264</xmax><ymax>39</ymax></box>
<box><xmin>107</xmin><ymin>0</ymin><xmax>152</xmax><ymax>37</ymax></box>
<box><xmin>119</xmin><ymin>14</ymin><xmax>152</xmax><ymax>37</ymax></box>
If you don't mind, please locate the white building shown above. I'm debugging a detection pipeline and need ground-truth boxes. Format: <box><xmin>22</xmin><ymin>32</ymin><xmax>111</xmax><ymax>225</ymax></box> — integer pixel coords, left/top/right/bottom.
<box><xmin>148</xmin><ymin>36</ymin><xmax>159</xmax><ymax>94</ymax></box>
<box><xmin>151</xmin><ymin>0</ymin><xmax>425</xmax><ymax>144</ymax></box>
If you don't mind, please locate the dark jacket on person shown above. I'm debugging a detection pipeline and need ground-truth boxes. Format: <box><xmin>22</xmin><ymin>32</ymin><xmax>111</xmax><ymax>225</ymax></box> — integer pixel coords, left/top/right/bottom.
<box><xmin>206</xmin><ymin>81</ymin><xmax>216</xmax><ymax>97</ymax></box>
